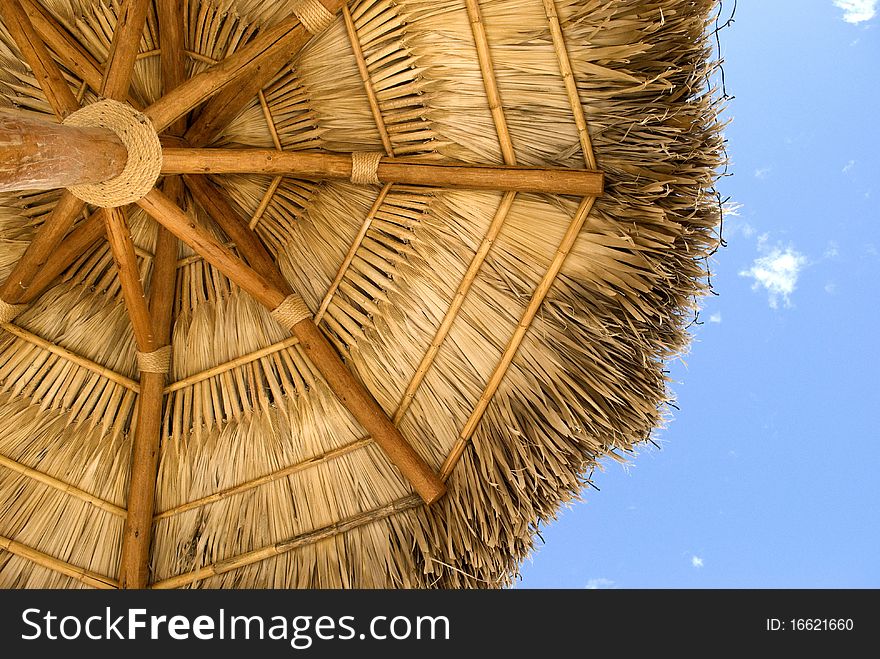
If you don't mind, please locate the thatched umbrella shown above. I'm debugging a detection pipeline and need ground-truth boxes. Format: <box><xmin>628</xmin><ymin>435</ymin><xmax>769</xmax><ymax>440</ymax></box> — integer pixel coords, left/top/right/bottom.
<box><xmin>0</xmin><ymin>0</ymin><xmax>723</xmax><ymax>588</ymax></box>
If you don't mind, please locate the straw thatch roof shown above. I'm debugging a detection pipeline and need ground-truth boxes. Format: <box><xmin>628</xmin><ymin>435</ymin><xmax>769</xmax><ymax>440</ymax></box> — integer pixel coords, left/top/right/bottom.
<box><xmin>0</xmin><ymin>0</ymin><xmax>724</xmax><ymax>588</ymax></box>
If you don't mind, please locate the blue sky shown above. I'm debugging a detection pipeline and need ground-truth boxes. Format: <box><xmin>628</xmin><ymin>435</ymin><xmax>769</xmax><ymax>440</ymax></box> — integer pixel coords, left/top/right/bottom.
<box><xmin>518</xmin><ymin>1</ymin><xmax>880</xmax><ymax>588</ymax></box>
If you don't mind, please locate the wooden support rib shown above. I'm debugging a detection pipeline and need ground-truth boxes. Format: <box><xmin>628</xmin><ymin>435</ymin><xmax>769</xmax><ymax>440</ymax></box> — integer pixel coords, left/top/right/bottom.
<box><xmin>1</xmin><ymin>322</ymin><xmax>140</xmax><ymax>391</ymax></box>
<box><xmin>0</xmin><ymin>191</ymin><xmax>85</xmax><ymax>304</ymax></box>
<box><xmin>440</xmin><ymin>196</ymin><xmax>595</xmax><ymax>480</ymax></box>
<box><xmin>464</xmin><ymin>0</ymin><xmax>516</xmax><ymax>165</ymax></box>
<box><xmin>0</xmin><ymin>453</ymin><xmax>126</xmax><ymax>517</ymax></box>
<box><xmin>165</xmin><ymin>336</ymin><xmax>299</xmax><ymax>393</ymax></box>
<box><xmin>542</xmin><ymin>0</ymin><xmax>596</xmax><ymax>170</ymax></box>
<box><xmin>342</xmin><ymin>5</ymin><xmax>394</xmax><ymax>157</ymax></box>
<box><xmin>104</xmin><ymin>208</ymin><xmax>156</xmax><ymax>353</ymax></box>
<box><xmin>0</xmin><ymin>0</ymin><xmax>79</xmax><ymax>120</ymax></box>
<box><xmin>156</xmin><ymin>0</ymin><xmax>187</xmax><ymax>136</ymax></box>
<box><xmin>18</xmin><ymin>0</ymin><xmax>107</xmax><ymax>100</ymax></box>
<box><xmin>315</xmin><ymin>183</ymin><xmax>392</xmax><ymax>323</ymax></box>
<box><xmin>116</xmin><ymin>174</ymin><xmax>182</xmax><ymax>590</ymax></box>
<box><xmin>154</xmin><ymin>437</ymin><xmax>372</xmax><ymax>521</ymax></box>
<box><xmin>151</xmin><ymin>495</ymin><xmax>420</xmax><ymax>589</ymax></box>
<box><xmin>161</xmin><ymin>149</ymin><xmax>604</xmax><ymax>196</ymax></box>
<box><xmin>100</xmin><ymin>0</ymin><xmax>152</xmax><ymax>100</ymax></box>
<box><xmin>137</xmin><ymin>188</ymin><xmax>445</xmax><ymax>505</ymax></box>
<box><xmin>183</xmin><ymin>175</ymin><xmax>290</xmax><ymax>292</ymax></box>
<box><xmin>18</xmin><ymin>208</ymin><xmax>105</xmax><ymax>304</ymax></box>
<box><xmin>184</xmin><ymin>0</ymin><xmax>344</xmax><ymax>147</ymax></box>
<box><xmin>0</xmin><ymin>534</ymin><xmax>119</xmax><ymax>588</ymax></box>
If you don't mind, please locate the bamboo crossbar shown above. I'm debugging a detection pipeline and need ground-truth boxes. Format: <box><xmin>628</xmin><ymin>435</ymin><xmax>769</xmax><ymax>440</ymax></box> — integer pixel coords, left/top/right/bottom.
<box><xmin>1</xmin><ymin>322</ymin><xmax>140</xmax><ymax>391</ymax></box>
<box><xmin>315</xmin><ymin>183</ymin><xmax>393</xmax><ymax>323</ymax></box>
<box><xmin>440</xmin><ymin>196</ymin><xmax>596</xmax><ymax>480</ymax></box>
<box><xmin>342</xmin><ymin>5</ymin><xmax>394</xmax><ymax>157</ymax></box>
<box><xmin>164</xmin><ymin>336</ymin><xmax>300</xmax><ymax>393</ymax></box>
<box><xmin>154</xmin><ymin>437</ymin><xmax>373</xmax><ymax>521</ymax></box>
<box><xmin>0</xmin><ymin>0</ymin><xmax>80</xmax><ymax>120</ymax></box>
<box><xmin>0</xmin><ymin>452</ymin><xmax>126</xmax><ymax>517</ymax></box>
<box><xmin>151</xmin><ymin>495</ymin><xmax>421</xmax><ymax>588</ymax></box>
<box><xmin>162</xmin><ymin>149</ymin><xmax>604</xmax><ymax>196</ymax></box>
<box><xmin>542</xmin><ymin>0</ymin><xmax>597</xmax><ymax>169</ymax></box>
<box><xmin>464</xmin><ymin>0</ymin><xmax>516</xmax><ymax>165</ymax></box>
<box><xmin>0</xmin><ymin>534</ymin><xmax>118</xmax><ymax>588</ymax></box>
<box><xmin>396</xmin><ymin>0</ymin><xmax>520</xmax><ymax>424</ymax></box>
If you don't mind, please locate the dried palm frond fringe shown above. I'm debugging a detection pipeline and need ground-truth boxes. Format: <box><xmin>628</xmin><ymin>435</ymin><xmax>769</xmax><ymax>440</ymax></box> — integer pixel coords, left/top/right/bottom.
<box><xmin>0</xmin><ymin>0</ymin><xmax>725</xmax><ymax>588</ymax></box>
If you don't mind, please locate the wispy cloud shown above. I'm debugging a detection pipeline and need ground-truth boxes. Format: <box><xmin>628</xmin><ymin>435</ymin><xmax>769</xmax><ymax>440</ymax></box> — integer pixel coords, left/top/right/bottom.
<box><xmin>691</xmin><ymin>556</ymin><xmax>704</xmax><ymax>569</ymax></box>
<box><xmin>824</xmin><ymin>241</ymin><xmax>839</xmax><ymax>259</ymax></box>
<box><xmin>824</xmin><ymin>282</ymin><xmax>837</xmax><ymax>294</ymax></box>
<box><xmin>754</xmin><ymin>166</ymin><xmax>772</xmax><ymax>180</ymax></box>
<box><xmin>585</xmin><ymin>578</ymin><xmax>615</xmax><ymax>590</ymax></box>
<box><xmin>740</xmin><ymin>246</ymin><xmax>807</xmax><ymax>309</ymax></box>
<box><xmin>709</xmin><ymin>312</ymin><xmax>722</xmax><ymax>324</ymax></box>
<box><xmin>834</xmin><ymin>0</ymin><xmax>878</xmax><ymax>23</ymax></box>
<box><xmin>842</xmin><ymin>159</ymin><xmax>856</xmax><ymax>174</ymax></box>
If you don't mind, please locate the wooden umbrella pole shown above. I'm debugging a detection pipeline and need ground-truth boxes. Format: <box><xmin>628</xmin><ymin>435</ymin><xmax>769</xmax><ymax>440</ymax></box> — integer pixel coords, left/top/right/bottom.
<box><xmin>162</xmin><ymin>149</ymin><xmax>605</xmax><ymax>196</ymax></box>
<box><xmin>0</xmin><ymin>0</ymin><xmax>80</xmax><ymax>120</ymax></box>
<box><xmin>145</xmin><ymin>0</ymin><xmax>342</xmax><ymax>135</ymax></box>
<box><xmin>137</xmin><ymin>188</ymin><xmax>446</xmax><ymax>504</ymax></box>
<box><xmin>0</xmin><ymin>110</ymin><xmax>127</xmax><ymax>193</ymax></box>
<box><xmin>186</xmin><ymin>0</ymin><xmax>346</xmax><ymax>146</ymax></box>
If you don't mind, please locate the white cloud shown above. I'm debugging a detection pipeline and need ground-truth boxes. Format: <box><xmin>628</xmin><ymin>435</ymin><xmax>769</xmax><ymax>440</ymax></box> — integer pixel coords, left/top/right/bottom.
<box><xmin>709</xmin><ymin>312</ymin><xmax>722</xmax><ymax>324</ymax></box>
<box><xmin>740</xmin><ymin>247</ymin><xmax>807</xmax><ymax>309</ymax></box>
<box><xmin>825</xmin><ymin>282</ymin><xmax>837</xmax><ymax>294</ymax></box>
<box><xmin>585</xmin><ymin>578</ymin><xmax>615</xmax><ymax>590</ymax></box>
<box><xmin>754</xmin><ymin>166</ymin><xmax>772</xmax><ymax>179</ymax></box>
<box><xmin>842</xmin><ymin>159</ymin><xmax>856</xmax><ymax>174</ymax></box>
<box><xmin>824</xmin><ymin>241</ymin><xmax>839</xmax><ymax>259</ymax></box>
<box><xmin>834</xmin><ymin>0</ymin><xmax>877</xmax><ymax>23</ymax></box>
<box><xmin>691</xmin><ymin>556</ymin><xmax>704</xmax><ymax>569</ymax></box>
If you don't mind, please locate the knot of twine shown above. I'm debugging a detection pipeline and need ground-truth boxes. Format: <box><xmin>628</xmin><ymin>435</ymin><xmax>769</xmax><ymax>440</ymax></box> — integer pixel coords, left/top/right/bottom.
<box><xmin>62</xmin><ymin>99</ymin><xmax>162</xmax><ymax>208</ymax></box>
<box><xmin>137</xmin><ymin>346</ymin><xmax>172</xmax><ymax>374</ymax></box>
<box><xmin>271</xmin><ymin>295</ymin><xmax>312</xmax><ymax>328</ymax></box>
<box><xmin>350</xmin><ymin>152</ymin><xmax>383</xmax><ymax>186</ymax></box>
<box><xmin>0</xmin><ymin>298</ymin><xmax>27</xmax><ymax>324</ymax></box>
<box><xmin>293</xmin><ymin>0</ymin><xmax>335</xmax><ymax>34</ymax></box>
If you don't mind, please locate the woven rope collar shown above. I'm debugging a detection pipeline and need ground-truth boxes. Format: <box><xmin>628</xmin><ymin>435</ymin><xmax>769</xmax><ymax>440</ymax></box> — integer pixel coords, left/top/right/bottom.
<box><xmin>63</xmin><ymin>100</ymin><xmax>162</xmax><ymax>208</ymax></box>
<box><xmin>0</xmin><ymin>298</ymin><xmax>27</xmax><ymax>324</ymax></box>
<box><xmin>293</xmin><ymin>0</ymin><xmax>335</xmax><ymax>34</ymax></box>
<box><xmin>271</xmin><ymin>295</ymin><xmax>312</xmax><ymax>327</ymax></box>
<box><xmin>137</xmin><ymin>346</ymin><xmax>172</xmax><ymax>374</ymax></box>
<box><xmin>351</xmin><ymin>152</ymin><xmax>383</xmax><ymax>186</ymax></box>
